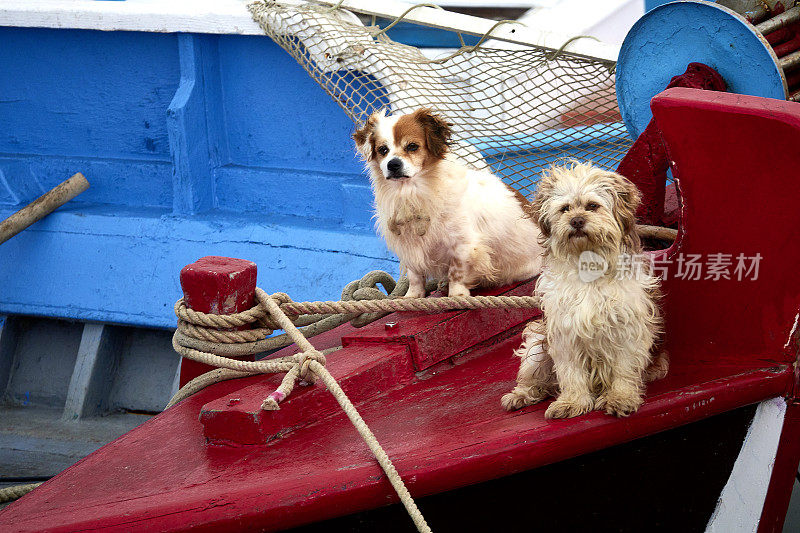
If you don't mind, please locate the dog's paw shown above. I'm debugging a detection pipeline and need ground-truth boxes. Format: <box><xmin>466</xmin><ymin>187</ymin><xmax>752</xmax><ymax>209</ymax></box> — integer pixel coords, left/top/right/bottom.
<box><xmin>403</xmin><ymin>291</ymin><xmax>425</xmax><ymax>299</ymax></box>
<box><xmin>544</xmin><ymin>396</ymin><xmax>593</xmax><ymax>419</ymax></box>
<box><xmin>643</xmin><ymin>351</ymin><xmax>669</xmax><ymax>383</ymax></box>
<box><xmin>501</xmin><ymin>388</ymin><xmax>547</xmax><ymax>411</ymax></box>
<box><xmin>403</xmin><ymin>287</ymin><xmax>426</xmax><ymax>299</ymax></box>
<box><xmin>447</xmin><ymin>283</ymin><xmax>470</xmax><ymax>297</ymax></box>
<box><xmin>595</xmin><ymin>392</ymin><xmax>643</xmax><ymax>417</ymax></box>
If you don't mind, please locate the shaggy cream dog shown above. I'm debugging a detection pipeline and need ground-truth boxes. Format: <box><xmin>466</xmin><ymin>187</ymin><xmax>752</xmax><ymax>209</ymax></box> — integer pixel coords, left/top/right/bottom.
<box><xmin>353</xmin><ymin>108</ymin><xmax>543</xmax><ymax>297</ymax></box>
<box><xmin>502</xmin><ymin>162</ymin><xmax>667</xmax><ymax>418</ymax></box>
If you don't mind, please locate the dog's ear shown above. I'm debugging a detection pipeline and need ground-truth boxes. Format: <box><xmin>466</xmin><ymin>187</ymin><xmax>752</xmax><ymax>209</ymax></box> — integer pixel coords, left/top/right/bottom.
<box><xmin>609</xmin><ymin>172</ymin><xmax>642</xmax><ymax>250</ymax></box>
<box><xmin>353</xmin><ymin>110</ymin><xmax>384</xmax><ymax>161</ymax></box>
<box><xmin>413</xmin><ymin>108</ymin><xmax>452</xmax><ymax>159</ymax></box>
<box><xmin>529</xmin><ymin>171</ymin><xmax>555</xmax><ymax>237</ymax></box>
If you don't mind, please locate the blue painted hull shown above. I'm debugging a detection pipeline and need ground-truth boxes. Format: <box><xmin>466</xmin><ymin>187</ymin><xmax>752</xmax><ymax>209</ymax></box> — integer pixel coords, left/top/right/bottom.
<box><xmin>0</xmin><ymin>26</ymin><xmax>628</xmax><ymax>329</ymax></box>
<box><xmin>0</xmin><ymin>27</ymin><xmax>395</xmax><ymax>328</ymax></box>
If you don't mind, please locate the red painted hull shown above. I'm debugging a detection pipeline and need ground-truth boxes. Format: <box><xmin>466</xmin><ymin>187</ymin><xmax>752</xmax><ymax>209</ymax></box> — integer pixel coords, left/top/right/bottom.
<box><xmin>0</xmin><ymin>330</ymin><xmax>790</xmax><ymax>532</ymax></box>
<box><xmin>3</xmin><ymin>89</ymin><xmax>800</xmax><ymax>532</ymax></box>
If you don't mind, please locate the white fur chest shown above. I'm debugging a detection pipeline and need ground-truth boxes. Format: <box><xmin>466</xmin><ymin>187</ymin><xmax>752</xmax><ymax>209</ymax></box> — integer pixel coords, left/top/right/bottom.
<box><xmin>379</xmin><ymin>203</ymin><xmax>462</xmax><ymax>276</ymax></box>
<box><xmin>536</xmin><ymin>267</ymin><xmax>655</xmax><ymax>345</ymax></box>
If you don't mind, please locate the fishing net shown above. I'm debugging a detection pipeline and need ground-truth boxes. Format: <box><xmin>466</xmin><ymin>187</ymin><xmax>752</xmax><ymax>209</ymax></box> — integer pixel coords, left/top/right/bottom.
<box><xmin>249</xmin><ymin>1</ymin><xmax>631</xmax><ymax>198</ymax></box>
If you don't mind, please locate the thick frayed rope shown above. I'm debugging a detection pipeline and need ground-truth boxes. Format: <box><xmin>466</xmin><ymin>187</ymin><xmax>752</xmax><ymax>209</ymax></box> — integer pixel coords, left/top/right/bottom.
<box><xmin>169</xmin><ymin>273</ymin><xmax>542</xmax><ymax>533</ymax></box>
<box><xmin>172</xmin><ymin>286</ymin><xmax>434</xmax><ymax>532</ymax></box>
<box><xmin>175</xmin><ymin>289</ymin><xmax>540</xmax><ymax>329</ymax></box>
<box><xmin>170</xmin><ymin>282</ymin><xmax>541</xmax><ymax>409</ymax></box>
<box><xmin>0</xmin><ymin>482</ymin><xmax>42</xmax><ymax>504</ymax></box>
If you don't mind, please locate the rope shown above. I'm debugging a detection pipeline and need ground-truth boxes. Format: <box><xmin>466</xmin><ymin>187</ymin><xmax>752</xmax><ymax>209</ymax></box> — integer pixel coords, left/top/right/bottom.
<box><xmin>168</xmin><ymin>270</ymin><xmax>424</xmax><ymax>406</ymax></box>
<box><xmin>262</xmin><ymin>291</ymin><xmax>431</xmax><ymax>531</ymax></box>
<box><xmin>427</xmin><ymin>19</ymin><xmax>526</xmax><ymax>64</ymax></box>
<box><xmin>370</xmin><ymin>4</ymin><xmax>444</xmax><ymax>38</ymax></box>
<box><xmin>0</xmin><ymin>482</ymin><xmax>42</xmax><ymax>504</ymax></box>
<box><xmin>170</xmin><ymin>270</ymin><xmax>411</xmax><ymax>361</ymax></box>
<box><xmin>308</xmin><ymin>360</ymin><xmax>430</xmax><ymax>531</ymax></box>
<box><xmin>544</xmin><ymin>35</ymin><xmax>600</xmax><ymax>61</ymax></box>
<box><xmin>166</xmin><ymin>368</ymin><xmax>256</xmax><ymax>408</ymax></box>
<box><xmin>637</xmin><ymin>224</ymin><xmax>678</xmax><ymax>241</ymax></box>
<box><xmin>169</xmin><ymin>285</ymin><xmax>541</xmax><ymax>408</ymax></box>
<box><xmin>174</xmin><ymin>290</ymin><xmax>539</xmax><ymax>332</ymax></box>
<box><xmin>172</xmin><ymin>283</ymin><xmax>435</xmax><ymax>532</ymax></box>
<box><xmin>280</xmin><ymin>292</ymin><xmax>539</xmax><ymax>314</ymax></box>
<box><xmin>169</xmin><ymin>269</ymin><xmax>544</xmax><ymax>532</ymax></box>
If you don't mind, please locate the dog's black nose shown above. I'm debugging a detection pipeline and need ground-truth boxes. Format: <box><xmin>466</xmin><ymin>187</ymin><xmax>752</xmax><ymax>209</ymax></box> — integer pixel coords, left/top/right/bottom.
<box><xmin>387</xmin><ymin>158</ymin><xmax>403</xmax><ymax>173</ymax></box>
<box><xmin>570</xmin><ymin>216</ymin><xmax>586</xmax><ymax>229</ymax></box>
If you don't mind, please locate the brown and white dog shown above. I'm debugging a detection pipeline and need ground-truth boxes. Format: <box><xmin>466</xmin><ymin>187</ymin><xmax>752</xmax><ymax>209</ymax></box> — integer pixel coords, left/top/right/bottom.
<box><xmin>502</xmin><ymin>162</ymin><xmax>667</xmax><ymax>418</ymax></box>
<box><xmin>353</xmin><ymin>108</ymin><xmax>544</xmax><ymax>297</ymax></box>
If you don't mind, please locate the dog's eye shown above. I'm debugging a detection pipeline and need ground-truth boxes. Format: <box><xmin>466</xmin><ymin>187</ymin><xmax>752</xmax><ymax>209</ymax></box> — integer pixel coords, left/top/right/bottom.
<box><xmin>377</xmin><ymin>145</ymin><xmax>389</xmax><ymax>156</ymax></box>
<box><xmin>406</xmin><ymin>143</ymin><xmax>419</xmax><ymax>152</ymax></box>
<box><xmin>559</xmin><ymin>205</ymin><xmax>570</xmax><ymax>213</ymax></box>
<box><xmin>586</xmin><ymin>202</ymin><xmax>600</xmax><ymax>211</ymax></box>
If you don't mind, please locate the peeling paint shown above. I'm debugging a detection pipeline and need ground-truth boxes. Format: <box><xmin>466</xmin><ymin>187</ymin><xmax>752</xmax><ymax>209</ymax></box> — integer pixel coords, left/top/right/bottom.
<box><xmin>784</xmin><ymin>312</ymin><xmax>800</xmax><ymax>351</ymax></box>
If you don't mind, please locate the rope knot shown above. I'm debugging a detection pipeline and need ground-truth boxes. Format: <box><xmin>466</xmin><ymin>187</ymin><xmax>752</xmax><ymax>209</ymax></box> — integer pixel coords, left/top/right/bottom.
<box><xmin>267</xmin><ymin>290</ymin><xmax>300</xmax><ymax>323</ymax></box>
<box><xmin>296</xmin><ymin>349</ymin><xmax>327</xmax><ymax>382</ymax></box>
<box><xmin>269</xmin><ymin>291</ymin><xmax>292</xmax><ymax>305</ymax></box>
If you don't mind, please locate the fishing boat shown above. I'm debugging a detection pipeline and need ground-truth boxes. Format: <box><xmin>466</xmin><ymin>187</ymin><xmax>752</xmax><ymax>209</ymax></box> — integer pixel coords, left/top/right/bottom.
<box><xmin>0</xmin><ymin>0</ymin><xmax>634</xmax><ymax>484</ymax></box>
<box><xmin>2</xmin><ymin>0</ymin><xmax>800</xmax><ymax>531</ymax></box>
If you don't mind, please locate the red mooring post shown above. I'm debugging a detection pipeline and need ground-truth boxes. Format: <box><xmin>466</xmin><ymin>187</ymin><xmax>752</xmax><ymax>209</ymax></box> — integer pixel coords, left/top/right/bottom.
<box><xmin>178</xmin><ymin>256</ymin><xmax>258</xmax><ymax>387</ymax></box>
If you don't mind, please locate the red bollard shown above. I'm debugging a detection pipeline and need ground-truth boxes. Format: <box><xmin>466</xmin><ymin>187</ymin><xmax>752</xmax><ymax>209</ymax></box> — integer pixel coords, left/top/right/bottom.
<box><xmin>178</xmin><ymin>256</ymin><xmax>258</xmax><ymax>387</ymax></box>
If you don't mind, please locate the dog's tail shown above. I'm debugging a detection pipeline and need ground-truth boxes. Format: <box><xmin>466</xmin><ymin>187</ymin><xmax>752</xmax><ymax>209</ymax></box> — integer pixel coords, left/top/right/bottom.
<box><xmin>469</xmin><ymin>242</ymin><xmax>498</xmax><ymax>285</ymax></box>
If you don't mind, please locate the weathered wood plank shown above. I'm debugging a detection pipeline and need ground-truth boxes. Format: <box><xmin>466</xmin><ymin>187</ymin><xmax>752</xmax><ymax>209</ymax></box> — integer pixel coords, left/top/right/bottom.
<box><xmin>62</xmin><ymin>324</ymin><xmax>122</xmax><ymax>421</ymax></box>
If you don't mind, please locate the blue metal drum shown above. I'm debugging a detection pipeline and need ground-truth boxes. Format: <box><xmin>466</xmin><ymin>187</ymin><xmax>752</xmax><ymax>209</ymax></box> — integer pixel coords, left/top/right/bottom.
<box><xmin>617</xmin><ymin>0</ymin><xmax>788</xmax><ymax>138</ymax></box>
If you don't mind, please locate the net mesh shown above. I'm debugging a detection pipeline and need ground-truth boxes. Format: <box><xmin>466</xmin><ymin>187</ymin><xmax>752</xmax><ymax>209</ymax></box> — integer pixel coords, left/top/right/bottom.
<box><xmin>249</xmin><ymin>1</ymin><xmax>632</xmax><ymax>198</ymax></box>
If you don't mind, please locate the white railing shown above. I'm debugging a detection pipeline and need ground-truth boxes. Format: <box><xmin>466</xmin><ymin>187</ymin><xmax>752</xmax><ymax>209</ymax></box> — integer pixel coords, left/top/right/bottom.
<box><xmin>0</xmin><ymin>0</ymin><xmax>619</xmax><ymax>61</ymax></box>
